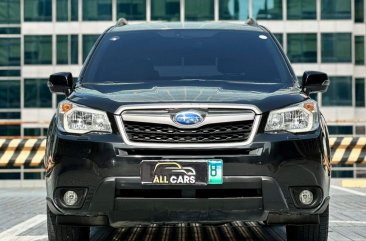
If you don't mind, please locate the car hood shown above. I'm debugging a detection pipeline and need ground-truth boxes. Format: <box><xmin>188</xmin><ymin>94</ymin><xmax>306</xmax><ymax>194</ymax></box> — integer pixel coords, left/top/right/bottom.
<box><xmin>68</xmin><ymin>82</ymin><xmax>307</xmax><ymax>114</ymax></box>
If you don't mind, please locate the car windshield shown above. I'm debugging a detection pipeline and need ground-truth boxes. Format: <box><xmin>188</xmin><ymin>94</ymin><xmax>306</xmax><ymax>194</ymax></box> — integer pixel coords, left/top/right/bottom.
<box><xmin>81</xmin><ymin>29</ymin><xmax>294</xmax><ymax>84</ymax></box>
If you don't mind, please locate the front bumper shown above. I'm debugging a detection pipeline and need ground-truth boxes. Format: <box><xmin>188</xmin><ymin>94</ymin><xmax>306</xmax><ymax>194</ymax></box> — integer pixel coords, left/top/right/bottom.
<box><xmin>45</xmin><ymin>129</ymin><xmax>331</xmax><ymax>227</ymax></box>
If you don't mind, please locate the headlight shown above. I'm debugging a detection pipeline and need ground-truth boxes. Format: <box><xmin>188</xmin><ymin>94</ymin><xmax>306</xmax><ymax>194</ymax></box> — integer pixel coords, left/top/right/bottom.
<box><xmin>265</xmin><ymin>100</ymin><xmax>319</xmax><ymax>133</ymax></box>
<box><xmin>57</xmin><ymin>100</ymin><xmax>112</xmax><ymax>134</ymax></box>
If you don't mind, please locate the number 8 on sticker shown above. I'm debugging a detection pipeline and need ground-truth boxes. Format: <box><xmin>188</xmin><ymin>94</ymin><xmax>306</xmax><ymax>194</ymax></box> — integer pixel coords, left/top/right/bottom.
<box><xmin>210</xmin><ymin>164</ymin><xmax>217</xmax><ymax>176</ymax></box>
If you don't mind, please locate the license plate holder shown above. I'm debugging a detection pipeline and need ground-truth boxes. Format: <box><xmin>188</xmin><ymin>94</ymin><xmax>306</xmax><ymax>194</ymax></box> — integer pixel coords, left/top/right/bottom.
<box><xmin>140</xmin><ymin>160</ymin><xmax>223</xmax><ymax>185</ymax></box>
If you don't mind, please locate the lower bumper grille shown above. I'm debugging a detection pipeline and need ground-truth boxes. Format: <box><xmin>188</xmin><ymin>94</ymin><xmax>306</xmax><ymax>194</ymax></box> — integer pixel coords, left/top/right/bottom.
<box><xmin>124</xmin><ymin>120</ymin><xmax>253</xmax><ymax>143</ymax></box>
<box><xmin>116</xmin><ymin>188</ymin><xmax>262</xmax><ymax>198</ymax></box>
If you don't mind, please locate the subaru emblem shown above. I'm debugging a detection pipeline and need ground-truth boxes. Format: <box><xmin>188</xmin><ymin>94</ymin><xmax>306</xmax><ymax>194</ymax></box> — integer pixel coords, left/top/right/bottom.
<box><xmin>174</xmin><ymin>111</ymin><xmax>204</xmax><ymax>126</ymax></box>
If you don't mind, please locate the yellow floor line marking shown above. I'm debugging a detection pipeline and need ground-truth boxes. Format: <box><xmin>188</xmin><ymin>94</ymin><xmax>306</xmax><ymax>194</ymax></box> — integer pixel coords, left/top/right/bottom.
<box><xmin>342</xmin><ymin>179</ymin><xmax>366</xmax><ymax>188</ymax></box>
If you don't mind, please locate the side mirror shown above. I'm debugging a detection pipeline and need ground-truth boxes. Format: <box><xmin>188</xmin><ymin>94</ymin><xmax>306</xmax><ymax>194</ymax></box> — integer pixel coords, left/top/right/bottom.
<box><xmin>302</xmin><ymin>71</ymin><xmax>330</xmax><ymax>94</ymax></box>
<box><xmin>48</xmin><ymin>72</ymin><xmax>73</xmax><ymax>95</ymax></box>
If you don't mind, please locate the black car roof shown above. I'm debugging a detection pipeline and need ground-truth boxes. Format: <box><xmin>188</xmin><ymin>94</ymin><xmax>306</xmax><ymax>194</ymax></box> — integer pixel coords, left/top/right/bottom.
<box><xmin>109</xmin><ymin>21</ymin><xmax>266</xmax><ymax>33</ymax></box>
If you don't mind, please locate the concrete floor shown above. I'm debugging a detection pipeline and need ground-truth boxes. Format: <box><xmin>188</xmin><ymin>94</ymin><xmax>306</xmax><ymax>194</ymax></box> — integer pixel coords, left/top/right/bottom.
<box><xmin>0</xmin><ymin>180</ymin><xmax>365</xmax><ymax>241</ymax></box>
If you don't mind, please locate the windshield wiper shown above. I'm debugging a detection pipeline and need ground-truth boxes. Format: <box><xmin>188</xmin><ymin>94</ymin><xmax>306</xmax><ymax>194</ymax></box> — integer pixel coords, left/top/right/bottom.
<box><xmin>82</xmin><ymin>81</ymin><xmax>146</xmax><ymax>85</ymax></box>
<box><xmin>171</xmin><ymin>78</ymin><xmax>209</xmax><ymax>82</ymax></box>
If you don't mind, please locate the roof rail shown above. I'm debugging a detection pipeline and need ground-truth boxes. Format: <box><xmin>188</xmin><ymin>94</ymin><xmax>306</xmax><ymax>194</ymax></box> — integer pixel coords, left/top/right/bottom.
<box><xmin>245</xmin><ymin>18</ymin><xmax>258</xmax><ymax>26</ymax></box>
<box><xmin>116</xmin><ymin>18</ymin><xmax>128</xmax><ymax>27</ymax></box>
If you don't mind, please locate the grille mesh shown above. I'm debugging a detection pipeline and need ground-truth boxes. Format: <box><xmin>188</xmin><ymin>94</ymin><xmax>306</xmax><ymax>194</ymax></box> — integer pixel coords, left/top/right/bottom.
<box><xmin>123</xmin><ymin>121</ymin><xmax>253</xmax><ymax>143</ymax></box>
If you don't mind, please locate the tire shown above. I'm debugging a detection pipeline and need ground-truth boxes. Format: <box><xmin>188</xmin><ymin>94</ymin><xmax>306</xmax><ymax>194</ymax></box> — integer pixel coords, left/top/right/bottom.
<box><xmin>47</xmin><ymin>206</ymin><xmax>90</xmax><ymax>241</ymax></box>
<box><xmin>286</xmin><ymin>206</ymin><xmax>329</xmax><ymax>241</ymax></box>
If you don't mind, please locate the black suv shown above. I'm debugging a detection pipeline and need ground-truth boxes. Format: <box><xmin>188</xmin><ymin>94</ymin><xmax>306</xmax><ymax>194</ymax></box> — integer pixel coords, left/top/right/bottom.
<box><xmin>46</xmin><ymin>20</ymin><xmax>331</xmax><ymax>241</ymax></box>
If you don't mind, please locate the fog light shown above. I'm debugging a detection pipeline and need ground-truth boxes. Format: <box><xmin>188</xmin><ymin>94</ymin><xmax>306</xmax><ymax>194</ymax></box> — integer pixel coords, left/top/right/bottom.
<box><xmin>63</xmin><ymin>190</ymin><xmax>78</xmax><ymax>206</ymax></box>
<box><xmin>299</xmin><ymin>190</ymin><xmax>314</xmax><ymax>205</ymax></box>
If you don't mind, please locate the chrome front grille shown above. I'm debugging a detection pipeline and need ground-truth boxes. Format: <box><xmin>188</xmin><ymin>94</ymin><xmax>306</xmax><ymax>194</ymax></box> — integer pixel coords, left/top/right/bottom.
<box><xmin>124</xmin><ymin>120</ymin><xmax>253</xmax><ymax>143</ymax></box>
<box><xmin>115</xmin><ymin>104</ymin><xmax>261</xmax><ymax>148</ymax></box>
